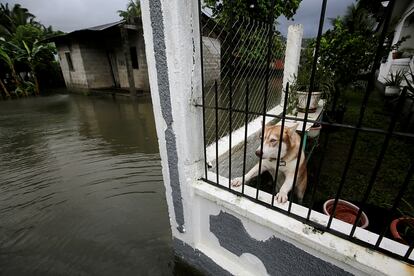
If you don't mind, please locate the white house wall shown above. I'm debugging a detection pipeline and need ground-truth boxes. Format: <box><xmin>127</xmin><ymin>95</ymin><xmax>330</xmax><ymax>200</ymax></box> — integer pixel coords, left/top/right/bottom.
<box><xmin>378</xmin><ymin>0</ymin><xmax>414</xmax><ymax>83</ymax></box>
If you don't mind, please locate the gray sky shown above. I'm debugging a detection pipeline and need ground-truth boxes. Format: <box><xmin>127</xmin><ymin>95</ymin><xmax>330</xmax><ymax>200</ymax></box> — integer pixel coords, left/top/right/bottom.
<box><xmin>3</xmin><ymin>0</ymin><xmax>129</xmax><ymax>32</ymax></box>
<box><xmin>3</xmin><ymin>0</ymin><xmax>355</xmax><ymax>36</ymax></box>
<box><xmin>278</xmin><ymin>0</ymin><xmax>356</xmax><ymax>37</ymax></box>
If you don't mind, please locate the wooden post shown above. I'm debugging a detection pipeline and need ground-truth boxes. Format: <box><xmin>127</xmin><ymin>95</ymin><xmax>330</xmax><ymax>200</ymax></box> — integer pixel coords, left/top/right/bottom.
<box><xmin>120</xmin><ymin>26</ymin><xmax>136</xmax><ymax>96</ymax></box>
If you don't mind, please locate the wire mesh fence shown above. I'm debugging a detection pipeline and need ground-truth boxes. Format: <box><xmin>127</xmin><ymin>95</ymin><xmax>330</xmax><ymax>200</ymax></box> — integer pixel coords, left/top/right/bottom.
<box><xmin>201</xmin><ymin>12</ymin><xmax>285</xmax><ymax>144</ymax></box>
<box><xmin>198</xmin><ymin>0</ymin><xmax>414</xmax><ymax>266</ymax></box>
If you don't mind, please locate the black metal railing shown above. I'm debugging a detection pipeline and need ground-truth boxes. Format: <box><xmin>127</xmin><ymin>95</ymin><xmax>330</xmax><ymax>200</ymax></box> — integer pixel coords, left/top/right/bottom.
<box><xmin>197</xmin><ymin>0</ymin><xmax>414</xmax><ymax>264</ymax></box>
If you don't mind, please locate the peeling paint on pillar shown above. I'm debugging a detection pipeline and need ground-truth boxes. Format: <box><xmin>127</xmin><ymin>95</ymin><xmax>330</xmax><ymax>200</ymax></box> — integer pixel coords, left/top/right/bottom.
<box><xmin>210</xmin><ymin>212</ymin><xmax>352</xmax><ymax>276</ymax></box>
<box><xmin>148</xmin><ymin>0</ymin><xmax>185</xmax><ymax>232</ymax></box>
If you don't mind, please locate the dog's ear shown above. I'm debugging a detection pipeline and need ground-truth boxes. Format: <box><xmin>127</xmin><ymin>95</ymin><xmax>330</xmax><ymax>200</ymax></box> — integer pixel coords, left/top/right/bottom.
<box><xmin>287</xmin><ymin>123</ymin><xmax>299</xmax><ymax>137</ymax></box>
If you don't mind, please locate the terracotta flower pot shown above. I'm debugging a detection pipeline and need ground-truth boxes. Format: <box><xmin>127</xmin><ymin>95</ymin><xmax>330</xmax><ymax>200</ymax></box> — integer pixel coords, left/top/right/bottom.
<box><xmin>323</xmin><ymin>199</ymin><xmax>369</xmax><ymax>229</ymax></box>
<box><xmin>392</xmin><ymin>51</ymin><xmax>403</xmax><ymax>59</ymax></box>
<box><xmin>390</xmin><ymin>217</ymin><xmax>414</xmax><ymax>244</ymax></box>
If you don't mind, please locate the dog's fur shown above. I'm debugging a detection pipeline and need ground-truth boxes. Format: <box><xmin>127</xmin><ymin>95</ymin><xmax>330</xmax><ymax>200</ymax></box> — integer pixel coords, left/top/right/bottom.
<box><xmin>231</xmin><ymin>124</ymin><xmax>307</xmax><ymax>204</ymax></box>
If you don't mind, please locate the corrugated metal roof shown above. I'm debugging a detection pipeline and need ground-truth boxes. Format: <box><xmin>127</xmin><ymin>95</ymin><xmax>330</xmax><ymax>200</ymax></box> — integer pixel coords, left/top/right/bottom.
<box><xmin>44</xmin><ymin>20</ymin><xmax>125</xmax><ymax>42</ymax></box>
<box><xmin>75</xmin><ymin>20</ymin><xmax>124</xmax><ymax>32</ymax></box>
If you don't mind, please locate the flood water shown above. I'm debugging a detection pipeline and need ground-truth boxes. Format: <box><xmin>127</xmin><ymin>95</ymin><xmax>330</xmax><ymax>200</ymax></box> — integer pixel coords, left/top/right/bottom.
<box><xmin>0</xmin><ymin>93</ymin><xmax>175</xmax><ymax>275</ymax></box>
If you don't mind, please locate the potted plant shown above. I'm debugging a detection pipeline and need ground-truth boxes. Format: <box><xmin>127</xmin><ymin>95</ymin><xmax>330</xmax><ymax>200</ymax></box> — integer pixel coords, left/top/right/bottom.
<box><xmin>390</xmin><ymin>199</ymin><xmax>414</xmax><ymax>245</ymax></box>
<box><xmin>323</xmin><ymin>199</ymin><xmax>369</xmax><ymax>229</ymax></box>
<box><xmin>295</xmin><ymin>70</ymin><xmax>322</xmax><ymax>113</ymax></box>
<box><xmin>384</xmin><ymin>70</ymin><xmax>404</xmax><ymax>96</ymax></box>
<box><xmin>307</xmin><ymin>123</ymin><xmax>322</xmax><ymax>138</ymax></box>
<box><xmin>391</xmin><ymin>35</ymin><xmax>411</xmax><ymax>59</ymax></box>
<box><xmin>292</xmin><ymin>67</ymin><xmax>330</xmax><ymax>113</ymax></box>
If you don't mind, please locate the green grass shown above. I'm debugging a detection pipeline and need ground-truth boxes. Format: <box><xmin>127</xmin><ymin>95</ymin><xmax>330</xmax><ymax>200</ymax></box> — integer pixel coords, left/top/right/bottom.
<box><xmin>305</xmin><ymin>86</ymin><xmax>414</xmax><ymax>217</ymax></box>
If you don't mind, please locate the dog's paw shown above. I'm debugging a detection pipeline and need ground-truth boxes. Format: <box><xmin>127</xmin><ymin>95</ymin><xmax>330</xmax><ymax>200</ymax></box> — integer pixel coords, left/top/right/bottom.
<box><xmin>231</xmin><ymin>177</ymin><xmax>243</xmax><ymax>187</ymax></box>
<box><xmin>275</xmin><ymin>192</ymin><xmax>288</xmax><ymax>204</ymax></box>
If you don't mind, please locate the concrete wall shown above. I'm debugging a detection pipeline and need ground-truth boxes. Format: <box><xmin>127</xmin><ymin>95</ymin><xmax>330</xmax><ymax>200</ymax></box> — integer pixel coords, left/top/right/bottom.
<box><xmin>202</xmin><ymin>36</ymin><xmax>221</xmax><ymax>87</ymax></box>
<box><xmin>79</xmin><ymin>41</ymin><xmax>115</xmax><ymax>89</ymax></box>
<box><xmin>57</xmin><ymin>42</ymin><xmax>88</xmax><ymax>88</ymax></box>
<box><xmin>57</xmin><ymin>28</ymin><xmax>150</xmax><ymax>91</ymax></box>
<box><xmin>282</xmin><ymin>24</ymin><xmax>303</xmax><ymax>91</ymax></box>
<box><xmin>140</xmin><ymin>0</ymin><xmax>414</xmax><ymax>275</ymax></box>
<box><xmin>117</xmin><ymin>29</ymin><xmax>150</xmax><ymax>92</ymax></box>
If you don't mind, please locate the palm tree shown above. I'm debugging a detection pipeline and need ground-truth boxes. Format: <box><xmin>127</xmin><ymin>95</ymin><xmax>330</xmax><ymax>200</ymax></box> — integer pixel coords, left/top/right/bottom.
<box><xmin>0</xmin><ymin>3</ymin><xmax>39</xmax><ymax>38</ymax></box>
<box><xmin>341</xmin><ymin>4</ymin><xmax>376</xmax><ymax>35</ymax></box>
<box><xmin>118</xmin><ymin>0</ymin><xmax>141</xmax><ymax>24</ymax></box>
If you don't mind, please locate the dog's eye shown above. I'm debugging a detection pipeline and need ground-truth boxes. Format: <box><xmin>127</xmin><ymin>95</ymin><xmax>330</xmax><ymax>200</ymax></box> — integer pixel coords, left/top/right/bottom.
<box><xmin>270</xmin><ymin>139</ymin><xmax>277</xmax><ymax>143</ymax></box>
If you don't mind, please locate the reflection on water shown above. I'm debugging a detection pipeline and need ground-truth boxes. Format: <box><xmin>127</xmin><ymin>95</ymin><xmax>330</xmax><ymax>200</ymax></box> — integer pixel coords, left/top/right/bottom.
<box><xmin>0</xmin><ymin>94</ymin><xmax>173</xmax><ymax>275</ymax></box>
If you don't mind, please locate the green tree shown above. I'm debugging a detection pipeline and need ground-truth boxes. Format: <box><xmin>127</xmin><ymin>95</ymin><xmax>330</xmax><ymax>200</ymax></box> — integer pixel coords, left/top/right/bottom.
<box><xmin>204</xmin><ymin>0</ymin><xmax>301</xmax><ymax>23</ymax></box>
<box><xmin>298</xmin><ymin>3</ymin><xmax>378</xmax><ymax>112</ymax></box>
<box><xmin>0</xmin><ymin>3</ymin><xmax>40</xmax><ymax>38</ymax></box>
<box><xmin>118</xmin><ymin>0</ymin><xmax>141</xmax><ymax>24</ymax></box>
<box><xmin>0</xmin><ymin>42</ymin><xmax>22</xmax><ymax>88</ymax></box>
<box><xmin>16</xmin><ymin>40</ymin><xmax>55</xmax><ymax>95</ymax></box>
<box><xmin>12</xmin><ymin>24</ymin><xmax>43</xmax><ymax>48</ymax></box>
<box><xmin>0</xmin><ymin>4</ymin><xmax>63</xmax><ymax>98</ymax></box>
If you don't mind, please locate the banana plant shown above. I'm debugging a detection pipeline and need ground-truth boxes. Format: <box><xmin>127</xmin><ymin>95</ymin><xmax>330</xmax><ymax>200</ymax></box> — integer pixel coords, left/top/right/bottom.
<box><xmin>17</xmin><ymin>40</ymin><xmax>46</xmax><ymax>95</ymax></box>
<box><xmin>0</xmin><ymin>44</ymin><xmax>22</xmax><ymax>91</ymax></box>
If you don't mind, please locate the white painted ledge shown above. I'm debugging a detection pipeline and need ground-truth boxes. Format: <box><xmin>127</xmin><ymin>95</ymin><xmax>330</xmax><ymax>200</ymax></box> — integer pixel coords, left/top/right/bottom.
<box><xmin>193</xmin><ymin>177</ymin><xmax>414</xmax><ymax>275</ymax></box>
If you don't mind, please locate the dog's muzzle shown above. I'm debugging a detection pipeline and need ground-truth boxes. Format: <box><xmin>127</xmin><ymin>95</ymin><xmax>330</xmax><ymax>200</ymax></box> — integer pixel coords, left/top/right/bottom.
<box><xmin>255</xmin><ymin>149</ymin><xmax>262</xmax><ymax>157</ymax></box>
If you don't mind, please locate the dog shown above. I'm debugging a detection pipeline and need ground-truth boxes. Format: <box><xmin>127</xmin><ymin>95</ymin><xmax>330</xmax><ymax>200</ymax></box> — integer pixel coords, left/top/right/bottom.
<box><xmin>231</xmin><ymin>123</ymin><xmax>307</xmax><ymax>204</ymax></box>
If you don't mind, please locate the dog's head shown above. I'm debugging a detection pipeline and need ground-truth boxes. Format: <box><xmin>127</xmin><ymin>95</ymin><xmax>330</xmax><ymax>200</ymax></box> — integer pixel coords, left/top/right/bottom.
<box><xmin>255</xmin><ymin>124</ymin><xmax>299</xmax><ymax>160</ymax></box>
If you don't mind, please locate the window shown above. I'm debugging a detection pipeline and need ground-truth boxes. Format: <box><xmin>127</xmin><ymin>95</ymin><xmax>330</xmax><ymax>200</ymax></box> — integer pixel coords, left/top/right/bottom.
<box><xmin>65</xmin><ymin>52</ymin><xmax>74</xmax><ymax>71</ymax></box>
<box><xmin>130</xmin><ymin>47</ymin><xmax>139</xmax><ymax>69</ymax></box>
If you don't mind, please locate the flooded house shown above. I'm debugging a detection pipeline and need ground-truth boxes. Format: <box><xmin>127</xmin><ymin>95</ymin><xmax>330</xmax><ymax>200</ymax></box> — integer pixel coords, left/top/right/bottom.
<box><xmin>49</xmin><ymin>20</ymin><xmax>150</xmax><ymax>93</ymax></box>
<box><xmin>50</xmin><ymin>16</ymin><xmax>221</xmax><ymax>94</ymax></box>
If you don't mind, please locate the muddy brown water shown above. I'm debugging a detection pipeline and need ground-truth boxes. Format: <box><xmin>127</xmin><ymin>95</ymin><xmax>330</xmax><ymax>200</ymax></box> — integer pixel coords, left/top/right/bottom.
<box><xmin>0</xmin><ymin>93</ymin><xmax>182</xmax><ymax>275</ymax></box>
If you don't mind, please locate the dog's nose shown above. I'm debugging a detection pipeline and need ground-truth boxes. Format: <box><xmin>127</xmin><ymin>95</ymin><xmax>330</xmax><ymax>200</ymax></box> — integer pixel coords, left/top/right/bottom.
<box><xmin>255</xmin><ymin>149</ymin><xmax>262</xmax><ymax>157</ymax></box>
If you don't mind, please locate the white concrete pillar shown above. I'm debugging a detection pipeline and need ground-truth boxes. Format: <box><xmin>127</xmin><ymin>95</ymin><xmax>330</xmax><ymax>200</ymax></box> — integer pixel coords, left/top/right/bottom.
<box><xmin>282</xmin><ymin>24</ymin><xmax>304</xmax><ymax>95</ymax></box>
<box><xmin>140</xmin><ymin>0</ymin><xmax>204</xmax><ymax>246</ymax></box>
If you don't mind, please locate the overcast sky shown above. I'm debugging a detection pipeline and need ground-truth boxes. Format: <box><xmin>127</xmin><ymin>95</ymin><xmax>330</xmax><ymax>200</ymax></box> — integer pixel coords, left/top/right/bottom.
<box><xmin>278</xmin><ymin>0</ymin><xmax>355</xmax><ymax>37</ymax></box>
<box><xmin>3</xmin><ymin>0</ymin><xmax>355</xmax><ymax>37</ymax></box>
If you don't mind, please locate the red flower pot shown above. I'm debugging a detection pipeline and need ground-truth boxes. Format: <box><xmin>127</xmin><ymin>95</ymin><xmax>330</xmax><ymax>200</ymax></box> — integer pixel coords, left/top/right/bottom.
<box><xmin>323</xmin><ymin>199</ymin><xmax>369</xmax><ymax>229</ymax></box>
<box><xmin>390</xmin><ymin>217</ymin><xmax>414</xmax><ymax>244</ymax></box>
<box><xmin>392</xmin><ymin>51</ymin><xmax>402</xmax><ymax>59</ymax></box>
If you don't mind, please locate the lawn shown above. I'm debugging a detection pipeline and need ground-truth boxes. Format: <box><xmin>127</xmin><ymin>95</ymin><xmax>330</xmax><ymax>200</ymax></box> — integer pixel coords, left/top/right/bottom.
<box><xmin>305</xmin><ymin>85</ymin><xmax>414</xmax><ymax>233</ymax></box>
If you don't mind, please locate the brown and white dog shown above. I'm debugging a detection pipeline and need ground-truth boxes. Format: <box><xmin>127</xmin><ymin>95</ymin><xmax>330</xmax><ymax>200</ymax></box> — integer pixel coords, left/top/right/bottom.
<box><xmin>231</xmin><ymin>123</ymin><xmax>307</xmax><ymax>204</ymax></box>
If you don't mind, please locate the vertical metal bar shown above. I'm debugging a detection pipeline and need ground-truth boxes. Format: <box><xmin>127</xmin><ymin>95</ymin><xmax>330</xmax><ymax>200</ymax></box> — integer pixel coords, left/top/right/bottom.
<box><xmin>271</xmin><ymin>82</ymin><xmax>289</xmax><ymax>206</ymax></box>
<box><xmin>375</xmin><ymin>161</ymin><xmax>414</xmax><ymax>248</ymax></box>
<box><xmin>306</xmin><ymin>128</ymin><xmax>330</xmax><ymax>220</ymax></box>
<box><xmin>256</xmin><ymin>0</ymin><xmax>276</xmax><ymax>199</ymax></box>
<box><xmin>349</xmin><ymin>87</ymin><xmax>407</xmax><ymax>237</ymax></box>
<box><xmin>228</xmin><ymin>1</ymin><xmax>235</xmax><ymax>190</ymax></box>
<box><xmin>288</xmin><ymin>0</ymin><xmax>328</xmax><ymax>213</ymax></box>
<box><xmin>242</xmin><ymin>81</ymin><xmax>250</xmax><ymax>194</ymax></box>
<box><xmin>215</xmin><ymin>80</ymin><xmax>219</xmax><ymax>185</ymax></box>
<box><xmin>327</xmin><ymin>0</ymin><xmax>396</xmax><ymax>229</ymax></box>
<box><xmin>197</xmin><ymin>0</ymin><xmax>208</xmax><ymax>180</ymax></box>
